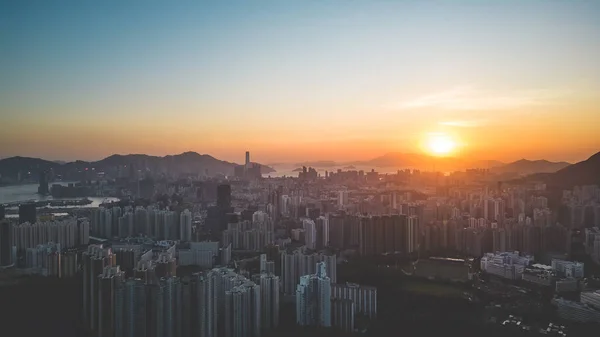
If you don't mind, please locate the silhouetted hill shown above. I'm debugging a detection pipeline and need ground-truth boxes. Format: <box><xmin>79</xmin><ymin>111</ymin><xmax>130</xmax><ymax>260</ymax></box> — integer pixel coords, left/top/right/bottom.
<box><xmin>355</xmin><ymin>153</ymin><xmax>503</xmax><ymax>171</ymax></box>
<box><xmin>92</xmin><ymin>152</ymin><xmax>237</xmax><ymax>175</ymax></box>
<box><xmin>0</xmin><ymin>152</ymin><xmax>275</xmax><ymax>181</ymax></box>
<box><xmin>543</xmin><ymin>152</ymin><xmax>600</xmax><ymax>188</ymax></box>
<box><xmin>294</xmin><ymin>160</ymin><xmax>338</xmax><ymax>167</ymax></box>
<box><xmin>0</xmin><ymin>156</ymin><xmax>60</xmax><ymax>179</ymax></box>
<box><xmin>468</xmin><ymin>160</ymin><xmax>505</xmax><ymax>169</ymax></box>
<box><xmin>361</xmin><ymin>152</ymin><xmax>427</xmax><ymax>167</ymax></box>
<box><xmin>492</xmin><ymin>159</ymin><xmax>570</xmax><ymax>175</ymax></box>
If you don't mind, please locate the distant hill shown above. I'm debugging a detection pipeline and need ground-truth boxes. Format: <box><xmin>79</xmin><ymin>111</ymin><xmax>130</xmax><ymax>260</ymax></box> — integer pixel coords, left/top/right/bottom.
<box><xmin>0</xmin><ymin>152</ymin><xmax>275</xmax><ymax>182</ymax></box>
<box><xmin>467</xmin><ymin>160</ymin><xmax>505</xmax><ymax>169</ymax></box>
<box><xmin>0</xmin><ymin>156</ymin><xmax>60</xmax><ymax>179</ymax></box>
<box><xmin>541</xmin><ymin>152</ymin><xmax>600</xmax><ymax>189</ymax></box>
<box><xmin>492</xmin><ymin>159</ymin><xmax>570</xmax><ymax>175</ymax></box>
<box><xmin>358</xmin><ymin>152</ymin><xmax>426</xmax><ymax>167</ymax></box>
<box><xmin>352</xmin><ymin>153</ymin><xmax>502</xmax><ymax>171</ymax></box>
<box><xmin>294</xmin><ymin>160</ymin><xmax>338</xmax><ymax>167</ymax></box>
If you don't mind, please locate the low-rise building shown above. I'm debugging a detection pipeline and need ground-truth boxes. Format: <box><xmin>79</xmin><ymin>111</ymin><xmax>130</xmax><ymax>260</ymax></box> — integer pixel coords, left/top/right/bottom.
<box><xmin>480</xmin><ymin>251</ymin><xmax>533</xmax><ymax>280</ymax></box>
<box><xmin>581</xmin><ymin>290</ymin><xmax>600</xmax><ymax>311</ymax></box>
<box><xmin>553</xmin><ymin>298</ymin><xmax>600</xmax><ymax>323</ymax></box>
<box><xmin>551</xmin><ymin>259</ymin><xmax>584</xmax><ymax>278</ymax></box>
<box><xmin>521</xmin><ymin>264</ymin><xmax>554</xmax><ymax>287</ymax></box>
<box><xmin>555</xmin><ymin>278</ymin><xmax>579</xmax><ymax>293</ymax></box>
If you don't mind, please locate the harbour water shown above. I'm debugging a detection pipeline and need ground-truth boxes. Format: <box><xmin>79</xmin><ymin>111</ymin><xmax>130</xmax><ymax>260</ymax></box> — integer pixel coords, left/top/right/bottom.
<box><xmin>0</xmin><ymin>182</ymin><xmax>118</xmax><ymax>208</ymax></box>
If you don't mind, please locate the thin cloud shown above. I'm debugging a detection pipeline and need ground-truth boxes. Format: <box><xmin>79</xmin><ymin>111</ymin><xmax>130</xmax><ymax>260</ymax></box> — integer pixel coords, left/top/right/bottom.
<box><xmin>387</xmin><ymin>86</ymin><xmax>565</xmax><ymax>111</ymax></box>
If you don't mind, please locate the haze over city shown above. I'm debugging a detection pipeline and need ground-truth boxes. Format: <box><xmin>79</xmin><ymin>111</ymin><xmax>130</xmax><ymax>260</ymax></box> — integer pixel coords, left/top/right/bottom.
<box><xmin>1</xmin><ymin>1</ymin><xmax>599</xmax><ymax>163</ymax></box>
<box><xmin>4</xmin><ymin>2</ymin><xmax>600</xmax><ymax>337</ymax></box>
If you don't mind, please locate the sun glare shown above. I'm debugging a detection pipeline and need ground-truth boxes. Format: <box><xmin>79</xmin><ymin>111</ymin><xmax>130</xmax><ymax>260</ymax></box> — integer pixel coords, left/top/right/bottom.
<box><xmin>426</xmin><ymin>133</ymin><xmax>456</xmax><ymax>156</ymax></box>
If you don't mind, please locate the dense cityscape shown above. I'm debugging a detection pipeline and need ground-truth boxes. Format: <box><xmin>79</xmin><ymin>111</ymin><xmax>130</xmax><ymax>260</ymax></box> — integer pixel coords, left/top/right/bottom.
<box><xmin>2</xmin><ymin>1</ymin><xmax>600</xmax><ymax>337</ymax></box>
<box><xmin>0</xmin><ymin>149</ymin><xmax>599</xmax><ymax>337</ymax></box>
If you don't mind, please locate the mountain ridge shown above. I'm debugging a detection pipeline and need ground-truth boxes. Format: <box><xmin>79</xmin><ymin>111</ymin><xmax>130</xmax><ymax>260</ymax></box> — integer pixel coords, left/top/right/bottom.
<box><xmin>491</xmin><ymin>158</ymin><xmax>570</xmax><ymax>175</ymax></box>
<box><xmin>275</xmin><ymin>153</ymin><xmax>578</xmax><ymax>174</ymax></box>
<box><xmin>542</xmin><ymin>151</ymin><xmax>600</xmax><ymax>188</ymax></box>
<box><xmin>0</xmin><ymin>152</ymin><xmax>276</xmax><ymax>182</ymax></box>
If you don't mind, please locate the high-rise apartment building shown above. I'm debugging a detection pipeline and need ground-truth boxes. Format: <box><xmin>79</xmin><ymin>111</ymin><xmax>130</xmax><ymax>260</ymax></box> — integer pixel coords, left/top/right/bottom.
<box><xmin>134</xmin><ymin>206</ymin><xmax>148</xmax><ymax>235</ymax></box>
<box><xmin>12</xmin><ymin>218</ymin><xmax>82</xmax><ymax>253</ymax></box>
<box><xmin>193</xmin><ymin>271</ymin><xmax>218</xmax><ymax>337</ymax></box>
<box><xmin>281</xmin><ymin>249</ymin><xmax>336</xmax><ymax>295</ymax></box>
<box><xmin>118</xmin><ymin>212</ymin><xmax>135</xmax><ymax>238</ymax></box>
<box><xmin>407</xmin><ymin>215</ymin><xmax>420</xmax><ymax>253</ymax></box>
<box><xmin>180</xmin><ymin>209</ymin><xmax>192</xmax><ymax>242</ymax></box>
<box><xmin>98</xmin><ymin>266</ymin><xmax>125</xmax><ymax>337</ymax></box>
<box><xmin>260</xmin><ymin>254</ymin><xmax>267</xmax><ymax>273</ymax></box>
<box><xmin>115</xmin><ymin>278</ymin><xmax>147</xmax><ymax>337</ymax></box>
<box><xmin>82</xmin><ymin>245</ymin><xmax>116</xmax><ymax>332</ymax></box>
<box><xmin>224</xmin><ymin>281</ymin><xmax>261</xmax><ymax>337</ymax></box>
<box><xmin>252</xmin><ymin>273</ymin><xmax>280</xmax><ymax>332</ymax></box>
<box><xmin>331</xmin><ymin>282</ymin><xmax>377</xmax><ymax>318</ymax></box>
<box><xmin>315</xmin><ymin>216</ymin><xmax>329</xmax><ymax>250</ymax></box>
<box><xmin>359</xmin><ymin>214</ymin><xmax>410</xmax><ymax>255</ymax></box>
<box><xmin>331</xmin><ymin>299</ymin><xmax>355</xmax><ymax>332</ymax></box>
<box><xmin>296</xmin><ymin>262</ymin><xmax>331</xmax><ymax>327</ymax></box>
<box><xmin>217</xmin><ymin>184</ymin><xmax>232</xmax><ymax>210</ymax></box>
<box><xmin>338</xmin><ymin>191</ymin><xmax>348</xmax><ymax>207</ymax></box>
<box><xmin>303</xmin><ymin>219</ymin><xmax>316</xmax><ymax>250</ymax></box>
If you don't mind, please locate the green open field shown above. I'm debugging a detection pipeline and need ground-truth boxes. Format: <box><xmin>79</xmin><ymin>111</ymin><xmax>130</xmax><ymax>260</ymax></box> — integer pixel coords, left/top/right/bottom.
<box><xmin>400</xmin><ymin>280</ymin><xmax>465</xmax><ymax>298</ymax></box>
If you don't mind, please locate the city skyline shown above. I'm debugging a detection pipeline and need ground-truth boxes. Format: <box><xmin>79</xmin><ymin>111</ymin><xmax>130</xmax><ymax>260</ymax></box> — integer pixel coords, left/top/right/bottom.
<box><xmin>2</xmin><ymin>1</ymin><xmax>600</xmax><ymax>163</ymax></box>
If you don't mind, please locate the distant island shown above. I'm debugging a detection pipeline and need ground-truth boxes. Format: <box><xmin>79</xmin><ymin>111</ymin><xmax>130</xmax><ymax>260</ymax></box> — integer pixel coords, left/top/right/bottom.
<box><xmin>292</xmin><ymin>167</ymin><xmax>303</xmax><ymax>172</ymax></box>
<box><xmin>344</xmin><ymin>165</ymin><xmax>356</xmax><ymax>169</ymax></box>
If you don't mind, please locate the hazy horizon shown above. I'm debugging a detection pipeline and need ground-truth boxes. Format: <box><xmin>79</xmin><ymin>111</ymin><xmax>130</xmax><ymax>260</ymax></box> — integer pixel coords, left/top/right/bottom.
<box><xmin>1</xmin><ymin>148</ymin><xmax>596</xmax><ymax>167</ymax></box>
<box><xmin>2</xmin><ymin>1</ymin><xmax>599</xmax><ymax>164</ymax></box>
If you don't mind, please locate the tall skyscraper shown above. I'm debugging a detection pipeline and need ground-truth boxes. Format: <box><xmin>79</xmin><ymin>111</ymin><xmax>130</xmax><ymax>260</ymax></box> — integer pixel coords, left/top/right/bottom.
<box><xmin>315</xmin><ymin>216</ymin><xmax>329</xmax><ymax>250</ymax></box>
<box><xmin>217</xmin><ymin>185</ymin><xmax>232</xmax><ymax>210</ymax></box>
<box><xmin>0</xmin><ymin>205</ymin><xmax>5</xmax><ymax>220</ymax></box>
<box><xmin>38</xmin><ymin>170</ymin><xmax>49</xmax><ymax>195</ymax></box>
<box><xmin>296</xmin><ymin>262</ymin><xmax>331</xmax><ymax>328</ymax></box>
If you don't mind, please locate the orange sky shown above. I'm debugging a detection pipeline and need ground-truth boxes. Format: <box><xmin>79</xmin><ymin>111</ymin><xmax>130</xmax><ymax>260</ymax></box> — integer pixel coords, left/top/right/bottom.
<box><xmin>2</xmin><ymin>2</ymin><xmax>600</xmax><ymax>164</ymax></box>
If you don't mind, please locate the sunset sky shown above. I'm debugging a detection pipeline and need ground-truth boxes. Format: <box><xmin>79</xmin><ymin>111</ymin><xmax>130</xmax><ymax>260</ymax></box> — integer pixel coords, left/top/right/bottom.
<box><xmin>1</xmin><ymin>1</ymin><xmax>599</xmax><ymax>164</ymax></box>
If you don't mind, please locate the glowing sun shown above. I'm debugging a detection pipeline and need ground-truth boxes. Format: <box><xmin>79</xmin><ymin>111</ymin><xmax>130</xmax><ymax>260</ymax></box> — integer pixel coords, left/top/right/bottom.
<box><xmin>426</xmin><ymin>133</ymin><xmax>456</xmax><ymax>156</ymax></box>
